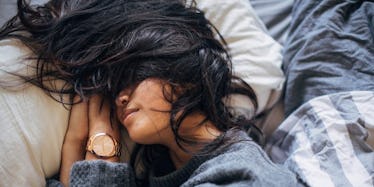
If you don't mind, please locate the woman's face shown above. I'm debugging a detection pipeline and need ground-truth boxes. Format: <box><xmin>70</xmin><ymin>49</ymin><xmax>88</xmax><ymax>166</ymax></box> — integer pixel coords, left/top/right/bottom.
<box><xmin>115</xmin><ymin>78</ymin><xmax>174</xmax><ymax>144</ymax></box>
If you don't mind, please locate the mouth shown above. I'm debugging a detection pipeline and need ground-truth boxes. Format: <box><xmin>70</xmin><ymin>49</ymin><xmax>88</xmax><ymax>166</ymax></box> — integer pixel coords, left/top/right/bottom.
<box><xmin>122</xmin><ymin>108</ymin><xmax>139</xmax><ymax>123</ymax></box>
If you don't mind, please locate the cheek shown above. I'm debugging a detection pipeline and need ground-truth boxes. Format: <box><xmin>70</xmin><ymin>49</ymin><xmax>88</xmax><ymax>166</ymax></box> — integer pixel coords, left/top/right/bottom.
<box><xmin>147</xmin><ymin>111</ymin><xmax>171</xmax><ymax>131</ymax></box>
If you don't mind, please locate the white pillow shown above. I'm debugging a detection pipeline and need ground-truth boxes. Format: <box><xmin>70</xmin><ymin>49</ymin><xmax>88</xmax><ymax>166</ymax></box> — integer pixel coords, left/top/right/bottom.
<box><xmin>0</xmin><ymin>40</ymin><xmax>69</xmax><ymax>187</ymax></box>
<box><xmin>0</xmin><ymin>0</ymin><xmax>284</xmax><ymax>186</ymax></box>
<box><xmin>194</xmin><ymin>0</ymin><xmax>285</xmax><ymax>116</ymax></box>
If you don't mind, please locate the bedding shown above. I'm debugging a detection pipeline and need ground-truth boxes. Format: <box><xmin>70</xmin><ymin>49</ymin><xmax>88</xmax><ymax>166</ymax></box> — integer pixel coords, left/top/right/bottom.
<box><xmin>265</xmin><ymin>0</ymin><xmax>374</xmax><ymax>186</ymax></box>
<box><xmin>282</xmin><ymin>0</ymin><xmax>374</xmax><ymax>116</ymax></box>
<box><xmin>0</xmin><ymin>39</ymin><xmax>70</xmax><ymax>187</ymax></box>
<box><xmin>0</xmin><ymin>0</ymin><xmax>16</xmax><ymax>27</ymax></box>
<box><xmin>0</xmin><ymin>0</ymin><xmax>285</xmax><ymax>186</ymax></box>
<box><xmin>266</xmin><ymin>91</ymin><xmax>374</xmax><ymax>187</ymax></box>
<box><xmin>250</xmin><ymin>0</ymin><xmax>293</xmax><ymax>45</ymax></box>
<box><xmin>194</xmin><ymin>0</ymin><xmax>285</xmax><ymax>117</ymax></box>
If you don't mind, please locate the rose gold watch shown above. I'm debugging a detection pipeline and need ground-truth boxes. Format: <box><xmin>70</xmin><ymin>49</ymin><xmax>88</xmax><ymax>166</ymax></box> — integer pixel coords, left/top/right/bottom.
<box><xmin>86</xmin><ymin>133</ymin><xmax>121</xmax><ymax>158</ymax></box>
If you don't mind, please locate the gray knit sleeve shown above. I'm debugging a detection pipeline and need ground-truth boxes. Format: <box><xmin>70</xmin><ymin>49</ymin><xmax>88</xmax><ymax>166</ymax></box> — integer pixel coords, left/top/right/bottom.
<box><xmin>69</xmin><ymin>160</ymin><xmax>136</xmax><ymax>187</ymax></box>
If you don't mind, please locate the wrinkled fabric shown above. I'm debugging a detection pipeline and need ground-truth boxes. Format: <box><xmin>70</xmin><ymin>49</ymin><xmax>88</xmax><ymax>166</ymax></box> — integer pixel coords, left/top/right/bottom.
<box><xmin>194</xmin><ymin>0</ymin><xmax>285</xmax><ymax>116</ymax></box>
<box><xmin>267</xmin><ymin>91</ymin><xmax>374</xmax><ymax>187</ymax></box>
<box><xmin>283</xmin><ymin>0</ymin><xmax>374</xmax><ymax>116</ymax></box>
<box><xmin>250</xmin><ymin>0</ymin><xmax>294</xmax><ymax>45</ymax></box>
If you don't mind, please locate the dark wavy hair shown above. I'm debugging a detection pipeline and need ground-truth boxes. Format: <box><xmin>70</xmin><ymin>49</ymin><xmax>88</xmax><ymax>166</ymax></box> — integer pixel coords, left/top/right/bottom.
<box><xmin>0</xmin><ymin>0</ymin><xmax>259</xmax><ymax>185</ymax></box>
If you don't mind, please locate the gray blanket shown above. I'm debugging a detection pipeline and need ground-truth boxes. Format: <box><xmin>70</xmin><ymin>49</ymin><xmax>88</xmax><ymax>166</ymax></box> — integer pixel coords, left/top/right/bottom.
<box><xmin>282</xmin><ymin>0</ymin><xmax>374</xmax><ymax>116</ymax></box>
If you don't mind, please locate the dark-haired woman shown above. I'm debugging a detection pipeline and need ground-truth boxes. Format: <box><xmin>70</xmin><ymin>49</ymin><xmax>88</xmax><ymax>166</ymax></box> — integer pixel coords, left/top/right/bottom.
<box><xmin>1</xmin><ymin>0</ymin><xmax>297</xmax><ymax>186</ymax></box>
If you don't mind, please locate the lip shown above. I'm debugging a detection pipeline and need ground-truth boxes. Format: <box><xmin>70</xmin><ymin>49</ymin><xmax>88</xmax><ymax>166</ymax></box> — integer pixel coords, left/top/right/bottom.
<box><xmin>122</xmin><ymin>108</ymin><xmax>138</xmax><ymax>124</ymax></box>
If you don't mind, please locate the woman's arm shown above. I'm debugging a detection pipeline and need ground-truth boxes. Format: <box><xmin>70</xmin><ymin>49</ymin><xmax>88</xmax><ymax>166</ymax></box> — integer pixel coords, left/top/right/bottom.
<box><xmin>85</xmin><ymin>95</ymin><xmax>120</xmax><ymax>162</ymax></box>
<box><xmin>59</xmin><ymin>96</ymin><xmax>89</xmax><ymax>186</ymax></box>
<box><xmin>58</xmin><ymin>95</ymin><xmax>134</xmax><ymax>187</ymax></box>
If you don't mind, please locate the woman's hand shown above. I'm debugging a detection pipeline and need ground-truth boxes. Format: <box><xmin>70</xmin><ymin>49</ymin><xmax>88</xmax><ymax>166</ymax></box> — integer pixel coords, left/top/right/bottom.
<box><xmin>59</xmin><ymin>95</ymin><xmax>121</xmax><ymax>187</ymax></box>
<box><xmin>85</xmin><ymin>95</ymin><xmax>121</xmax><ymax>161</ymax></box>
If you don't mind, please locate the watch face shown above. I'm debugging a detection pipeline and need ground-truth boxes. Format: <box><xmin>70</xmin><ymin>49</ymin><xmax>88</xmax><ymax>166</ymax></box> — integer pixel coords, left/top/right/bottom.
<box><xmin>92</xmin><ymin>135</ymin><xmax>115</xmax><ymax>157</ymax></box>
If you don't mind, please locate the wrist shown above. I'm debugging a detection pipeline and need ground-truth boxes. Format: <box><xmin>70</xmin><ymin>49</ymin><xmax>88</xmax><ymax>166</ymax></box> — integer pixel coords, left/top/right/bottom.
<box><xmin>86</xmin><ymin>151</ymin><xmax>120</xmax><ymax>162</ymax></box>
<box><xmin>85</xmin><ymin>132</ymin><xmax>121</xmax><ymax>162</ymax></box>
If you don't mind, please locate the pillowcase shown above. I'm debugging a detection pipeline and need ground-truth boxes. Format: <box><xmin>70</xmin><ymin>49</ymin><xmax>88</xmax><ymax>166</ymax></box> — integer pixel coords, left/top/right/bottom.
<box><xmin>194</xmin><ymin>0</ymin><xmax>285</xmax><ymax>117</ymax></box>
<box><xmin>0</xmin><ymin>39</ymin><xmax>69</xmax><ymax>187</ymax></box>
<box><xmin>0</xmin><ymin>0</ymin><xmax>284</xmax><ymax>186</ymax></box>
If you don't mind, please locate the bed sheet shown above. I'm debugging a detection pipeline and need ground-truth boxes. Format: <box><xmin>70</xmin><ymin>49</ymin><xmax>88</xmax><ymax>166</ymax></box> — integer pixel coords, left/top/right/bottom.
<box><xmin>282</xmin><ymin>0</ymin><xmax>374</xmax><ymax>116</ymax></box>
<box><xmin>266</xmin><ymin>91</ymin><xmax>374</xmax><ymax>187</ymax></box>
<box><xmin>250</xmin><ymin>0</ymin><xmax>293</xmax><ymax>45</ymax></box>
<box><xmin>265</xmin><ymin>1</ymin><xmax>374</xmax><ymax>186</ymax></box>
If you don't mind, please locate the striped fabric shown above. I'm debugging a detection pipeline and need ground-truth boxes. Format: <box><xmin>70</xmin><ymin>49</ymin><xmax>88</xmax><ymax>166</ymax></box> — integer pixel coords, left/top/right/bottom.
<box><xmin>266</xmin><ymin>91</ymin><xmax>374</xmax><ymax>187</ymax></box>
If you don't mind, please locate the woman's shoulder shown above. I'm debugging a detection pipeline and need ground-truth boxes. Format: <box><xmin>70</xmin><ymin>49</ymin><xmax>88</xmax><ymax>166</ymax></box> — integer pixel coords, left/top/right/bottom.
<box><xmin>183</xmin><ymin>130</ymin><xmax>298</xmax><ymax>186</ymax></box>
<box><xmin>211</xmin><ymin>130</ymin><xmax>277</xmax><ymax>167</ymax></box>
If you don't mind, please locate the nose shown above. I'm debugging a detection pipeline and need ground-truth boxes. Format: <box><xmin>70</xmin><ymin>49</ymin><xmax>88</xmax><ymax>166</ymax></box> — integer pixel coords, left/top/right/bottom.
<box><xmin>115</xmin><ymin>92</ymin><xmax>129</xmax><ymax>107</ymax></box>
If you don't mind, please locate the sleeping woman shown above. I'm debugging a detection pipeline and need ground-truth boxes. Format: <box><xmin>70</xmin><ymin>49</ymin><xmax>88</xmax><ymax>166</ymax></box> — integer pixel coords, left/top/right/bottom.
<box><xmin>0</xmin><ymin>0</ymin><xmax>297</xmax><ymax>186</ymax></box>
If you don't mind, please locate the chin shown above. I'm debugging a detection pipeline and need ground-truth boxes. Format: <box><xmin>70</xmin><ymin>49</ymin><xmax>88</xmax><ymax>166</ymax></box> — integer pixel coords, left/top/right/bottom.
<box><xmin>127</xmin><ymin>133</ymin><xmax>152</xmax><ymax>145</ymax></box>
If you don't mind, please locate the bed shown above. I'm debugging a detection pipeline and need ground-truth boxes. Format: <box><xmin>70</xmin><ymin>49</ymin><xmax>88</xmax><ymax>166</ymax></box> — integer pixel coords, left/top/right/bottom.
<box><xmin>0</xmin><ymin>0</ymin><xmax>373</xmax><ymax>186</ymax></box>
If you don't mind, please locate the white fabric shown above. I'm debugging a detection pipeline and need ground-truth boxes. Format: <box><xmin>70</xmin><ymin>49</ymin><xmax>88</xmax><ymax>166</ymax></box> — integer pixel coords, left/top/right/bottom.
<box><xmin>352</xmin><ymin>93</ymin><xmax>374</xmax><ymax>147</ymax></box>
<box><xmin>0</xmin><ymin>0</ymin><xmax>284</xmax><ymax>186</ymax></box>
<box><xmin>194</xmin><ymin>0</ymin><xmax>285</xmax><ymax>116</ymax></box>
<box><xmin>309</xmin><ymin>96</ymin><xmax>372</xmax><ymax>186</ymax></box>
<box><xmin>0</xmin><ymin>40</ymin><xmax>70</xmax><ymax>187</ymax></box>
<box><xmin>266</xmin><ymin>91</ymin><xmax>374</xmax><ymax>187</ymax></box>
